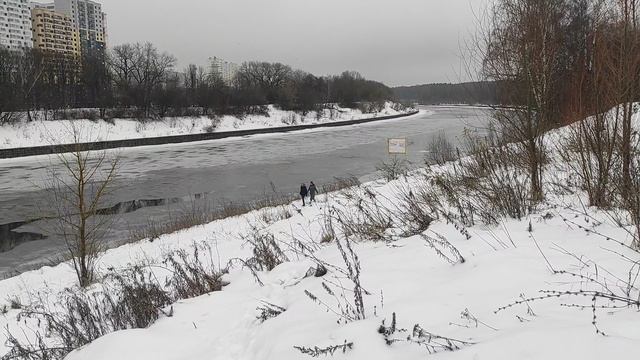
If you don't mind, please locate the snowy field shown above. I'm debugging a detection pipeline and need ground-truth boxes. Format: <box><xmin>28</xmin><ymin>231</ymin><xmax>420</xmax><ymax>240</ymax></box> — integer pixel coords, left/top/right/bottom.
<box><xmin>0</xmin><ymin>103</ymin><xmax>407</xmax><ymax>149</ymax></box>
<box><xmin>0</xmin><ymin>108</ymin><xmax>639</xmax><ymax>360</ymax></box>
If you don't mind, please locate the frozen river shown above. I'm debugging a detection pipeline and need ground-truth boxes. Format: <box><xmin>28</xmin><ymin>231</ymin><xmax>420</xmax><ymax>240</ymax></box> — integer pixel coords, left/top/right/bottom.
<box><xmin>0</xmin><ymin>106</ymin><xmax>491</xmax><ymax>276</ymax></box>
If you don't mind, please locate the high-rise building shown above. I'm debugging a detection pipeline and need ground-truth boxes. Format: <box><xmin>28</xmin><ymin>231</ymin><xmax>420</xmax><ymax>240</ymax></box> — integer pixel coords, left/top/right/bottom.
<box><xmin>31</xmin><ymin>1</ymin><xmax>55</xmax><ymax>10</ymax></box>
<box><xmin>30</xmin><ymin>6</ymin><xmax>80</xmax><ymax>57</ymax></box>
<box><xmin>209</xmin><ymin>56</ymin><xmax>239</xmax><ymax>85</ymax></box>
<box><xmin>53</xmin><ymin>0</ymin><xmax>106</xmax><ymax>55</ymax></box>
<box><xmin>0</xmin><ymin>0</ymin><xmax>34</xmax><ymax>50</ymax></box>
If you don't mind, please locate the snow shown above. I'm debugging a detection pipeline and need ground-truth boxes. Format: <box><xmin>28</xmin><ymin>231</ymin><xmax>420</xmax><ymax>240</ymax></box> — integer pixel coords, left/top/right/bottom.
<box><xmin>1</xmin><ymin>106</ymin><xmax>639</xmax><ymax>359</ymax></box>
<box><xmin>0</xmin><ymin>103</ymin><xmax>407</xmax><ymax>149</ymax></box>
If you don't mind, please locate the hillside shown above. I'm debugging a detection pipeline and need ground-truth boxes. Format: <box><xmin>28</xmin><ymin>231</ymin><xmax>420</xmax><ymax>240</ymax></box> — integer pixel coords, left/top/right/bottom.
<box><xmin>0</xmin><ymin>106</ymin><xmax>639</xmax><ymax>360</ymax></box>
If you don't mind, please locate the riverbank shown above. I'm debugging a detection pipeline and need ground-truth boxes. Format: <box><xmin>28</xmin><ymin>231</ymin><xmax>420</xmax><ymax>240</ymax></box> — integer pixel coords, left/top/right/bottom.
<box><xmin>0</xmin><ymin>103</ymin><xmax>417</xmax><ymax>159</ymax></box>
<box><xmin>1</xmin><ymin>118</ymin><xmax>638</xmax><ymax>358</ymax></box>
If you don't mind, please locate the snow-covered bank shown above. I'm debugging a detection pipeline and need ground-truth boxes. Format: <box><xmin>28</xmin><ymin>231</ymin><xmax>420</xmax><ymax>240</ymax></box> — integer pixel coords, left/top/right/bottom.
<box><xmin>1</xmin><ymin>107</ymin><xmax>639</xmax><ymax>359</ymax></box>
<box><xmin>0</xmin><ymin>103</ymin><xmax>409</xmax><ymax>150</ymax></box>
<box><xmin>1</xmin><ymin>174</ymin><xmax>638</xmax><ymax>359</ymax></box>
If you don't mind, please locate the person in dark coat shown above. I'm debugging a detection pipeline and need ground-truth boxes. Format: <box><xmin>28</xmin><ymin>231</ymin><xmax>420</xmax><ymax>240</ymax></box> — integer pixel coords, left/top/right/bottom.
<box><xmin>309</xmin><ymin>181</ymin><xmax>318</xmax><ymax>203</ymax></box>
<box><xmin>300</xmin><ymin>183</ymin><xmax>309</xmax><ymax>206</ymax></box>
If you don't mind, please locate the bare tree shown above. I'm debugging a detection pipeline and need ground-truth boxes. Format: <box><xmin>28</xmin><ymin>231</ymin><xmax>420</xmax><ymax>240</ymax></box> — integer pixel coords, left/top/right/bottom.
<box><xmin>108</xmin><ymin>42</ymin><xmax>176</xmax><ymax>117</ymax></box>
<box><xmin>609</xmin><ymin>0</ymin><xmax>640</xmax><ymax>195</ymax></box>
<box><xmin>480</xmin><ymin>0</ymin><xmax>568</xmax><ymax>201</ymax></box>
<box><xmin>46</xmin><ymin>124</ymin><xmax>119</xmax><ymax>287</ymax></box>
<box><xmin>236</xmin><ymin>61</ymin><xmax>293</xmax><ymax>103</ymax></box>
<box><xmin>0</xmin><ymin>48</ymin><xmax>20</xmax><ymax>124</ymax></box>
<box><xmin>426</xmin><ymin>131</ymin><xmax>457</xmax><ymax>165</ymax></box>
<box><xmin>558</xmin><ymin>1</ymin><xmax>622</xmax><ymax>208</ymax></box>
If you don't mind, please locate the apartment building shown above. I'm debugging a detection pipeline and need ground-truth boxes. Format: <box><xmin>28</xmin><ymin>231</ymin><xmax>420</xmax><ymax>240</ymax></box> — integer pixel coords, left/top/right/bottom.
<box><xmin>0</xmin><ymin>0</ymin><xmax>33</xmax><ymax>50</ymax></box>
<box><xmin>209</xmin><ymin>56</ymin><xmax>239</xmax><ymax>85</ymax></box>
<box><xmin>30</xmin><ymin>5</ymin><xmax>79</xmax><ymax>57</ymax></box>
<box><xmin>54</xmin><ymin>0</ymin><xmax>106</xmax><ymax>54</ymax></box>
<box><xmin>30</xmin><ymin>1</ymin><xmax>53</xmax><ymax>9</ymax></box>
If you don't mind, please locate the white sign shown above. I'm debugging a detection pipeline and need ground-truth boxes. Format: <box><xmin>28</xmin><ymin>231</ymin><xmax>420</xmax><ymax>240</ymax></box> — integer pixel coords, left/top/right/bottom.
<box><xmin>388</xmin><ymin>138</ymin><xmax>407</xmax><ymax>154</ymax></box>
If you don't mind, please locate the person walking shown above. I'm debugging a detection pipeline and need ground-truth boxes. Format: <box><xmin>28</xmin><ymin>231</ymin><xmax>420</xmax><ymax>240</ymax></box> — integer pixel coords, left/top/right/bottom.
<box><xmin>300</xmin><ymin>183</ymin><xmax>309</xmax><ymax>206</ymax></box>
<box><xmin>309</xmin><ymin>181</ymin><xmax>318</xmax><ymax>203</ymax></box>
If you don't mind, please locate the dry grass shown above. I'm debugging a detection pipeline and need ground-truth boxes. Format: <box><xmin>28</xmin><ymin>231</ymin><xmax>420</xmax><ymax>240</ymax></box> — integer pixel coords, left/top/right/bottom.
<box><xmin>129</xmin><ymin>177</ymin><xmax>361</xmax><ymax>243</ymax></box>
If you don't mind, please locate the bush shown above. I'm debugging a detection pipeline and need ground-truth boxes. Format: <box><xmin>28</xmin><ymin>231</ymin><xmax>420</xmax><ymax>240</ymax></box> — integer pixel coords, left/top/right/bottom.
<box><xmin>332</xmin><ymin>188</ymin><xmax>395</xmax><ymax>242</ymax></box>
<box><xmin>242</xmin><ymin>227</ymin><xmax>289</xmax><ymax>272</ymax></box>
<box><xmin>4</xmin><ymin>267</ymin><xmax>172</xmax><ymax>360</ymax></box>
<box><xmin>376</xmin><ymin>156</ymin><xmax>410</xmax><ymax>181</ymax></box>
<box><xmin>397</xmin><ymin>181</ymin><xmax>437</xmax><ymax>236</ymax></box>
<box><xmin>204</xmin><ymin>116</ymin><xmax>221</xmax><ymax>133</ymax></box>
<box><xmin>3</xmin><ymin>244</ymin><xmax>228</xmax><ymax>360</ymax></box>
<box><xmin>426</xmin><ymin>131</ymin><xmax>457</xmax><ymax>165</ymax></box>
<box><xmin>163</xmin><ymin>244</ymin><xmax>228</xmax><ymax>300</ymax></box>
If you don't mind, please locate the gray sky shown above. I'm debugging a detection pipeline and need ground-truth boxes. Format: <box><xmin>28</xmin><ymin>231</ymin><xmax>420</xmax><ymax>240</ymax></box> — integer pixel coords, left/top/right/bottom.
<box><xmin>103</xmin><ymin>0</ymin><xmax>482</xmax><ymax>87</ymax></box>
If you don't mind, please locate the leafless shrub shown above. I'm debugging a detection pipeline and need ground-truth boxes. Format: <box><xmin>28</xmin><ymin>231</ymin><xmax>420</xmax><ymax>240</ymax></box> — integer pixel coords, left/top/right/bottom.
<box><xmin>3</xmin><ymin>331</ymin><xmax>66</xmax><ymax>360</ymax></box>
<box><xmin>421</xmin><ymin>232</ymin><xmax>465</xmax><ymax>265</ymax></box>
<box><xmin>427</xmin><ymin>131</ymin><xmax>457</xmax><ymax>165</ymax></box>
<box><xmin>430</xmin><ymin>172</ymin><xmax>481</xmax><ymax>228</ymax></box>
<box><xmin>379</xmin><ymin>313</ymin><xmax>473</xmax><ymax>354</ymax></box>
<box><xmin>204</xmin><ymin>116</ymin><xmax>221</xmax><ymax>133</ymax></box>
<box><xmin>128</xmin><ymin>200</ymin><xmax>217</xmax><ymax>242</ymax></box>
<box><xmin>294</xmin><ymin>340</ymin><xmax>354</xmax><ymax>357</ymax></box>
<box><xmin>392</xmin><ymin>102</ymin><xmax>413</xmax><ymax>112</ymax></box>
<box><xmin>497</xmin><ymin>223</ymin><xmax>640</xmax><ymax>335</ymax></box>
<box><xmin>259</xmin><ymin>206</ymin><xmax>293</xmax><ymax>225</ymax></box>
<box><xmin>304</xmin><ymin>235</ymin><xmax>366</xmax><ymax>324</ymax></box>
<box><xmin>396</xmin><ymin>181</ymin><xmax>437</xmax><ymax>236</ymax></box>
<box><xmin>558</xmin><ymin>110</ymin><xmax>620</xmax><ymax>208</ymax></box>
<box><xmin>320</xmin><ymin>209</ymin><xmax>337</xmax><ymax>243</ymax></box>
<box><xmin>334</xmin><ymin>235</ymin><xmax>365</xmax><ymax>321</ymax></box>
<box><xmin>332</xmin><ymin>189</ymin><xmax>395</xmax><ymax>242</ymax></box>
<box><xmin>104</xmin><ymin>268</ymin><xmax>173</xmax><ymax>329</ymax></box>
<box><xmin>449</xmin><ymin>308</ymin><xmax>498</xmax><ymax>331</ymax></box>
<box><xmin>321</xmin><ymin>175</ymin><xmax>360</xmax><ymax>193</ymax></box>
<box><xmin>357</xmin><ymin>101</ymin><xmax>385</xmax><ymax>114</ymax></box>
<box><xmin>376</xmin><ymin>156</ymin><xmax>409</xmax><ymax>181</ymax></box>
<box><xmin>614</xmin><ymin>134</ymin><xmax>640</xmax><ymax>250</ymax></box>
<box><xmin>434</xmin><ymin>133</ymin><xmax>533</xmax><ymax>225</ymax></box>
<box><xmin>3</xmin><ymin>267</ymin><xmax>171</xmax><ymax>360</ymax></box>
<box><xmin>3</xmin><ymin>243</ymin><xmax>230</xmax><ymax>360</ymax></box>
<box><xmin>44</xmin><ymin>124</ymin><xmax>119</xmax><ymax>287</ymax></box>
<box><xmin>256</xmin><ymin>301</ymin><xmax>287</xmax><ymax>323</ymax></box>
<box><xmin>242</xmin><ymin>227</ymin><xmax>289</xmax><ymax>272</ymax></box>
<box><xmin>7</xmin><ymin>296</ymin><xmax>22</xmax><ymax>310</ymax></box>
<box><xmin>162</xmin><ymin>244</ymin><xmax>228</xmax><ymax>300</ymax></box>
<box><xmin>282</xmin><ymin>113</ymin><xmax>299</xmax><ymax>125</ymax></box>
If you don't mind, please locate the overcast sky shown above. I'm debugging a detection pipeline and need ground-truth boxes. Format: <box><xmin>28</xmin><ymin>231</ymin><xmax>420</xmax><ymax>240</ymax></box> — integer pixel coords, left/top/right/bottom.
<box><xmin>103</xmin><ymin>0</ymin><xmax>483</xmax><ymax>87</ymax></box>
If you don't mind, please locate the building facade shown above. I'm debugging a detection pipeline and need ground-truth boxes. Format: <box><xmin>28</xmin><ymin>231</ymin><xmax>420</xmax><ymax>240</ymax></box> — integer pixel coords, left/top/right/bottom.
<box><xmin>30</xmin><ymin>6</ymin><xmax>80</xmax><ymax>57</ymax></box>
<box><xmin>0</xmin><ymin>0</ymin><xmax>33</xmax><ymax>50</ymax></box>
<box><xmin>30</xmin><ymin>1</ymin><xmax>54</xmax><ymax>10</ymax></box>
<box><xmin>209</xmin><ymin>56</ymin><xmax>239</xmax><ymax>85</ymax></box>
<box><xmin>53</xmin><ymin>0</ymin><xmax>106</xmax><ymax>55</ymax></box>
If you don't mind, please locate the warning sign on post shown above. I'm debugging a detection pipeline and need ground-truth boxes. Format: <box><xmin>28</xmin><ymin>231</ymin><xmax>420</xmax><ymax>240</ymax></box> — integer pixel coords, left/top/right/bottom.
<box><xmin>388</xmin><ymin>138</ymin><xmax>407</xmax><ymax>154</ymax></box>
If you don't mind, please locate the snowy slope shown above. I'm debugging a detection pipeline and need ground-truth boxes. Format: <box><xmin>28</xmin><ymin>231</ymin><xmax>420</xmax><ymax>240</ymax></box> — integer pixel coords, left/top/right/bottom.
<box><xmin>0</xmin><ymin>106</ymin><xmax>639</xmax><ymax>360</ymax></box>
<box><xmin>0</xmin><ymin>103</ymin><xmax>408</xmax><ymax>149</ymax></box>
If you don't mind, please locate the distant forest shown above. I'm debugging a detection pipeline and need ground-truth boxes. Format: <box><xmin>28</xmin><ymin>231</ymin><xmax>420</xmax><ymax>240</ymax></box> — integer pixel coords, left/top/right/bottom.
<box><xmin>393</xmin><ymin>81</ymin><xmax>499</xmax><ymax>105</ymax></box>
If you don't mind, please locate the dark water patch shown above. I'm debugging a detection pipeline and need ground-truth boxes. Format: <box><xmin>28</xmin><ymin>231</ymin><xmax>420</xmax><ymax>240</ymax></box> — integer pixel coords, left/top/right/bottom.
<box><xmin>0</xmin><ymin>196</ymin><xmax>192</xmax><ymax>253</ymax></box>
<box><xmin>96</xmin><ymin>198</ymin><xmax>183</xmax><ymax>216</ymax></box>
<box><xmin>0</xmin><ymin>221</ymin><xmax>46</xmax><ymax>253</ymax></box>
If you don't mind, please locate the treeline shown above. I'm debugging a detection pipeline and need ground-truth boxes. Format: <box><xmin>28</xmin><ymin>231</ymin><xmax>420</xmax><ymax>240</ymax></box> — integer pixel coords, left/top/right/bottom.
<box><xmin>477</xmin><ymin>0</ymin><xmax>640</xmax><ymax>206</ymax></box>
<box><xmin>393</xmin><ymin>81</ymin><xmax>499</xmax><ymax>105</ymax></box>
<box><xmin>0</xmin><ymin>42</ymin><xmax>393</xmax><ymax>124</ymax></box>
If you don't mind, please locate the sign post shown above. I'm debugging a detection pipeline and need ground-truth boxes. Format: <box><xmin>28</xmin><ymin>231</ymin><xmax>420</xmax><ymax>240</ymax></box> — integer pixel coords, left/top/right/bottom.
<box><xmin>388</xmin><ymin>138</ymin><xmax>407</xmax><ymax>155</ymax></box>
